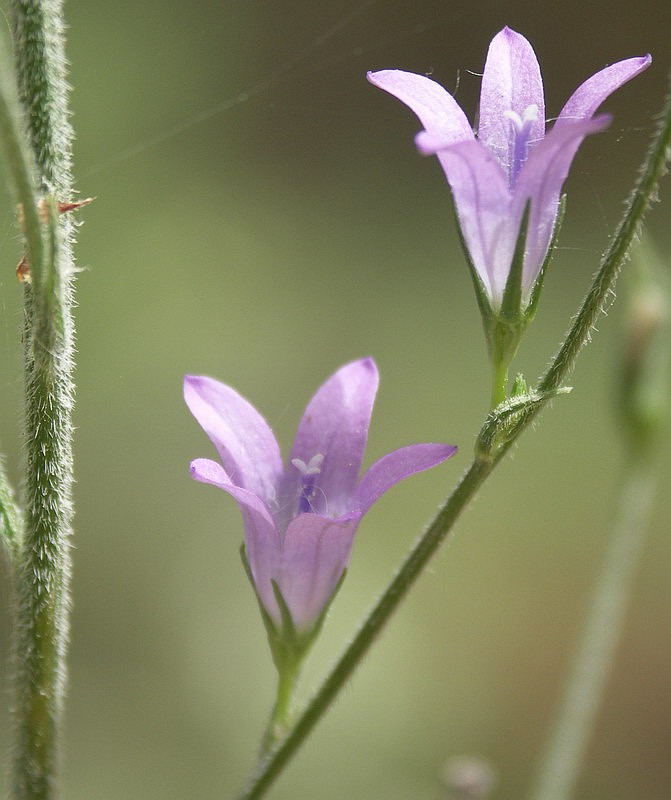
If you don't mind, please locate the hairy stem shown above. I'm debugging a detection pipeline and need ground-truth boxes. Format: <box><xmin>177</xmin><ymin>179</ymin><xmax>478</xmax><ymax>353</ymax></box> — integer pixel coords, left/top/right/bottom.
<box><xmin>6</xmin><ymin>1</ymin><xmax>77</xmax><ymax>797</ymax></box>
<box><xmin>235</xmin><ymin>80</ymin><xmax>671</xmax><ymax>800</ymax></box>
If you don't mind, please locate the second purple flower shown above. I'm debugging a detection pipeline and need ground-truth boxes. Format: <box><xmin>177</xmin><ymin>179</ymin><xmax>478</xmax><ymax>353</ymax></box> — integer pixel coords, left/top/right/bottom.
<box><xmin>368</xmin><ymin>27</ymin><xmax>651</xmax><ymax>311</ymax></box>
<box><xmin>185</xmin><ymin>358</ymin><xmax>456</xmax><ymax>637</ymax></box>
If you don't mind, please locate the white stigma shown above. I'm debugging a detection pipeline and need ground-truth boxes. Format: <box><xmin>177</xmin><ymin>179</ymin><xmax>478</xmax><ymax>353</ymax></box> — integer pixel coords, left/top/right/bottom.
<box><xmin>291</xmin><ymin>453</ymin><xmax>324</xmax><ymax>476</ymax></box>
<box><xmin>504</xmin><ymin>103</ymin><xmax>539</xmax><ymax>132</ymax></box>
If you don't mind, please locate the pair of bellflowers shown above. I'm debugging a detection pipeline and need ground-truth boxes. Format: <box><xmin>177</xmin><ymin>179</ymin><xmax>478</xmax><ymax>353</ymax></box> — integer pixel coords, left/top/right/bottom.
<box><xmin>185</xmin><ymin>28</ymin><xmax>650</xmax><ymax>692</ymax></box>
<box><xmin>369</xmin><ymin>27</ymin><xmax>650</xmax><ymax>403</ymax></box>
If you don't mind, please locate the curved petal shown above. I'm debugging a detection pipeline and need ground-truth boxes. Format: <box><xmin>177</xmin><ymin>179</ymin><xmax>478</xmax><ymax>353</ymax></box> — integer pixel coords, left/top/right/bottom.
<box><xmin>556</xmin><ymin>55</ymin><xmax>651</xmax><ymax>128</ymax></box>
<box><xmin>367</xmin><ymin>69</ymin><xmax>474</xmax><ymax>146</ymax></box>
<box><xmin>184</xmin><ymin>375</ymin><xmax>282</xmax><ymax>505</ymax></box>
<box><xmin>279</xmin><ymin>514</ymin><xmax>358</xmax><ymax>631</ymax></box>
<box><xmin>478</xmin><ymin>27</ymin><xmax>545</xmax><ymax>180</ymax></box>
<box><xmin>354</xmin><ymin>443</ymin><xmax>457</xmax><ymax>517</ymax></box>
<box><xmin>434</xmin><ymin>140</ymin><xmax>513</xmax><ymax>305</ymax></box>
<box><xmin>189</xmin><ymin>458</ymin><xmax>282</xmax><ymax>622</ymax></box>
<box><xmin>286</xmin><ymin>358</ymin><xmax>379</xmax><ymax>516</ymax></box>
<box><xmin>189</xmin><ymin>458</ymin><xmax>274</xmax><ymax>523</ymax></box>
<box><xmin>514</xmin><ymin>114</ymin><xmax>611</xmax><ymax>296</ymax></box>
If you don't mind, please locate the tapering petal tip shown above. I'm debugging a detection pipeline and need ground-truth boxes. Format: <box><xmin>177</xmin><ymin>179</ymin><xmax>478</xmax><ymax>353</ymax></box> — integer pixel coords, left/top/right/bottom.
<box><xmin>500</xmin><ymin>25</ymin><xmax>522</xmax><ymax>40</ymax></box>
<box><xmin>367</xmin><ymin>69</ymin><xmax>474</xmax><ymax>145</ymax></box>
<box><xmin>415</xmin><ymin>130</ymin><xmax>451</xmax><ymax>156</ymax></box>
<box><xmin>183</xmin><ymin>372</ymin><xmax>283</xmax><ymax>504</ymax></box>
<box><xmin>355</xmin><ymin>355</ymin><xmax>378</xmax><ymax>375</ymax></box>
<box><xmin>479</xmin><ymin>25</ymin><xmax>545</xmax><ymax>180</ymax></box>
<box><xmin>557</xmin><ymin>54</ymin><xmax>653</xmax><ymax>128</ymax></box>
<box><xmin>356</xmin><ymin>442</ymin><xmax>458</xmax><ymax>517</ymax></box>
<box><xmin>189</xmin><ymin>456</ymin><xmax>229</xmax><ymax>485</ymax></box>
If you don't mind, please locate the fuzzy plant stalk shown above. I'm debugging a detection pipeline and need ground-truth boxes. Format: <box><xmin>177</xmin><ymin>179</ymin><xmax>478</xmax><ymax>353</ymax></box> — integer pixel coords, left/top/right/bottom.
<box><xmin>2</xmin><ymin>0</ymin><xmax>78</xmax><ymax>797</ymax></box>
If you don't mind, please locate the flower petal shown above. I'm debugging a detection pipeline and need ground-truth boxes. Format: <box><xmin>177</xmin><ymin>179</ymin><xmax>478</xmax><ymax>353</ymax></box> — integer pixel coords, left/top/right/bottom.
<box><xmin>286</xmin><ymin>358</ymin><xmax>379</xmax><ymax>516</ymax></box>
<box><xmin>514</xmin><ymin>114</ymin><xmax>611</xmax><ymax>296</ymax></box>
<box><xmin>355</xmin><ymin>443</ymin><xmax>457</xmax><ymax>517</ymax></box>
<box><xmin>367</xmin><ymin>69</ymin><xmax>474</xmax><ymax>147</ymax></box>
<box><xmin>478</xmin><ymin>27</ymin><xmax>545</xmax><ymax>180</ymax></box>
<box><xmin>556</xmin><ymin>55</ymin><xmax>652</xmax><ymax>128</ymax></box>
<box><xmin>434</xmin><ymin>140</ymin><xmax>513</xmax><ymax>305</ymax></box>
<box><xmin>189</xmin><ymin>458</ymin><xmax>282</xmax><ymax>622</ymax></box>
<box><xmin>279</xmin><ymin>514</ymin><xmax>358</xmax><ymax>631</ymax></box>
<box><xmin>184</xmin><ymin>375</ymin><xmax>282</xmax><ymax>505</ymax></box>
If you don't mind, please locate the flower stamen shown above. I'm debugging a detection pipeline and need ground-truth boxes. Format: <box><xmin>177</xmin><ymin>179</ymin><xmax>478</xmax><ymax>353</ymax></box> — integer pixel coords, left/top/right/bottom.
<box><xmin>292</xmin><ymin>454</ymin><xmax>325</xmax><ymax>513</ymax></box>
<box><xmin>504</xmin><ymin>103</ymin><xmax>539</xmax><ymax>186</ymax></box>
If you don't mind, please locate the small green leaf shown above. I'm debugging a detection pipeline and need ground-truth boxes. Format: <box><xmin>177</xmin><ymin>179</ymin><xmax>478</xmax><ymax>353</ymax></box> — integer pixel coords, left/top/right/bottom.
<box><xmin>452</xmin><ymin>205</ymin><xmax>495</xmax><ymax>332</ymax></box>
<box><xmin>476</xmin><ymin>386</ymin><xmax>573</xmax><ymax>457</ymax></box>
<box><xmin>511</xmin><ymin>373</ymin><xmax>528</xmax><ymax>397</ymax></box>
<box><xmin>271</xmin><ymin>580</ymin><xmax>298</xmax><ymax>644</ymax></box>
<box><xmin>304</xmin><ymin>568</ymin><xmax>347</xmax><ymax>645</ymax></box>
<box><xmin>500</xmin><ymin>201</ymin><xmax>531</xmax><ymax>325</ymax></box>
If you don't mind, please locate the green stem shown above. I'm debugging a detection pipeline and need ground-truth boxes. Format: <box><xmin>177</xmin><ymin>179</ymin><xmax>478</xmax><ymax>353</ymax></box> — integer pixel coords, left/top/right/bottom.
<box><xmin>235</xmin><ymin>79</ymin><xmax>671</xmax><ymax>800</ymax></box>
<box><xmin>490</xmin><ymin>358</ymin><xmax>509</xmax><ymax>408</ymax></box>
<box><xmin>4</xmin><ymin>2</ymin><xmax>77</xmax><ymax>798</ymax></box>
<box><xmin>528</xmin><ymin>456</ymin><xmax>657</xmax><ymax>800</ymax></box>
<box><xmin>262</xmin><ymin>659</ymin><xmax>302</xmax><ymax>754</ymax></box>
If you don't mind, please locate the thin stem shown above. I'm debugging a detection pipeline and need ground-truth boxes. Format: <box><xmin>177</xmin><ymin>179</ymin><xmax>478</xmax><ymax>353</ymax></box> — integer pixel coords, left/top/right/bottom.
<box><xmin>262</xmin><ymin>660</ymin><xmax>302</xmax><ymax>754</ymax></box>
<box><xmin>6</xmin><ymin>2</ymin><xmax>77</xmax><ymax>798</ymax></box>
<box><xmin>234</xmin><ymin>80</ymin><xmax>671</xmax><ymax>800</ymax></box>
<box><xmin>490</xmin><ymin>359</ymin><xmax>508</xmax><ymax>408</ymax></box>
<box><xmin>528</xmin><ymin>456</ymin><xmax>657</xmax><ymax>800</ymax></box>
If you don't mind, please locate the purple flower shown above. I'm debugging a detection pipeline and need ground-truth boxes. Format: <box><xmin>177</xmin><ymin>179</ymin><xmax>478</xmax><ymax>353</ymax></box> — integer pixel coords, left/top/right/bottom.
<box><xmin>185</xmin><ymin>358</ymin><xmax>456</xmax><ymax>633</ymax></box>
<box><xmin>368</xmin><ymin>27</ymin><xmax>651</xmax><ymax>310</ymax></box>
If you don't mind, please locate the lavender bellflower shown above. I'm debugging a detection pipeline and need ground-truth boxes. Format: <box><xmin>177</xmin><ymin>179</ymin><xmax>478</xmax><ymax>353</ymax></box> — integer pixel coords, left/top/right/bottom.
<box><xmin>185</xmin><ymin>358</ymin><xmax>456</xmax><ymax>643</ymax></box>
<box><xmin>368</xmin><ymin>28</ymin><xmax>650</xmax><ymax>314</ymax></box>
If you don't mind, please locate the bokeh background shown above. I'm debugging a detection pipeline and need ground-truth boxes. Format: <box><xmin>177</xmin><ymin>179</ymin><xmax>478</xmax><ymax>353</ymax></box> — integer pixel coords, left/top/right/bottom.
<box><xmin>0</xmin><ymin>1</ymin><xmax>670</xmax><ymax>798</ymax></box>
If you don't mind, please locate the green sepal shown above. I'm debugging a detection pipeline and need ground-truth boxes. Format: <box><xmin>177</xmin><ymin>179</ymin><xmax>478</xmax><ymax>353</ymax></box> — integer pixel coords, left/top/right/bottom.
<box><xmin>452</xmin><ymin>204</ymin><xmax>496</xmax><ymax>344</ymax></box>
<box><xmin>240</xmin><ymin>544</ymin><xmax>283</xmax><ymax>654</ymax></box>
<box><xmin>525</xmin><ymin>194</ymin><xmax>567</xmax><ymax>323</ymax></box>
<box><xmin>486</xmin><ymin>202</ymin><xmax>533</xmax><ymax>376</ymax></box>
<box><xmin>455</xmin><ymin>200</ymin><xmax>533</xmax><ymax>376</ymax></box>
<box><xmin>271</xmin><ymin>579</ymin><xmax>298</xmax><ymax>644</ymax></box>
<box><xmin>476</xmin><ymin>385</ymin><xmax>573</xmax><ymax>458</ymax></box>
<box><xmin>499</xmin><ymin>201</ymin><xmax>531</xmax><ymax>325</ymax></box>
<box><xmin>511</xmin><ymin>373</ymin><xmax>529</xmax><ymax>397</ymax></box>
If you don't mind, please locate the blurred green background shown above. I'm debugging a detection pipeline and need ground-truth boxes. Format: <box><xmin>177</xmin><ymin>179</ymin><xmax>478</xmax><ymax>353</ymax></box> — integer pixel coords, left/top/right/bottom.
<box><xmin>0</xmin><ymin>1</ymin><xmax>670</xmax><ymax>798</ymax></box>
